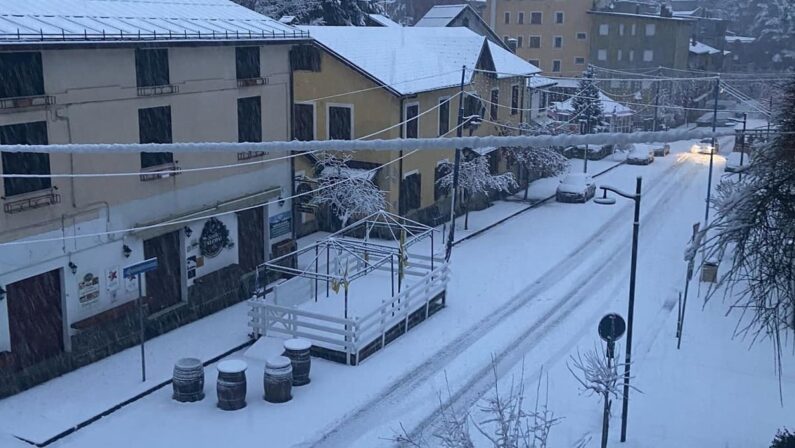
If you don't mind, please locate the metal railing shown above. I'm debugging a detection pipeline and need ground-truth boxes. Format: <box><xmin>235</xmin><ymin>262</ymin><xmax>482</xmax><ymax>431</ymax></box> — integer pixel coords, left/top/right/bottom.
<box><xmin>137</xmin><ymin>84</ymin><xmax>178</xmax><ymax>97</ymax></box>
<box><xmin>3</xmin><ymin>187</ymin><xmax>61</xmax><ymax>214</ymax></box>
<box><xmin>0</xmin><ymin>95</ymin><xmax>54</xmax><ymax>110</ymax></box>
<box><xmin>0</xmin><ymin>29</ymin><xmax>311</xmax><ymax>43</ymax></box>
<box><xmin>139</xmin><ymin>163</ymin><xmax>181</xmax><ymax>182</ymax></box>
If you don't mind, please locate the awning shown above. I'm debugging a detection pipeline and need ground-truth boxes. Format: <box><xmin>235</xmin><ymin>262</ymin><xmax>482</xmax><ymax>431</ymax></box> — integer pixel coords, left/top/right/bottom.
<box><xmin>133</xmin><ymin>186</ymin><xmax>281</xmax><ymax>240</ymax></box>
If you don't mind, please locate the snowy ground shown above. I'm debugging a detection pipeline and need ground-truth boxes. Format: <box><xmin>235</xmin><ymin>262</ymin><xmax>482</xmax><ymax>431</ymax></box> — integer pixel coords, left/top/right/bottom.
<box><xmin>3</xmin><ymin>132</ymin><xmax>791</xmax><ymax>448</ymax></box>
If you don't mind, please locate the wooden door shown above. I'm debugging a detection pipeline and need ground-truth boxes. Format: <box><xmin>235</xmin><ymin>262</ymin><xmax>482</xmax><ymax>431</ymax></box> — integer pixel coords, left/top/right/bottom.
<box><xmin>143</xmin><ymin>230</ymin><xmax>182</xmax><ymax>313</ymax></box>
<box><xmin>6</xmin><ymin>269</ymin><xmax>63</xmax><ymax>369</ymax></box>
<box><xmin>237</xmin><ymin>206</ymin><xmax>265</xmax><ymax>273</ymax></box>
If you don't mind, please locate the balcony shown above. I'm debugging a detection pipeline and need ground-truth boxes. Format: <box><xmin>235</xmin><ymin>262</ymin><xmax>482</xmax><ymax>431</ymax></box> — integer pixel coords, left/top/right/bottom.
<box><xmin>237</xmin><ymin>77</ymin><xmax>268</xmax><ymax>88</ymax></box>
<box><xmin>140</xmin><ymin>162</ymin><xmax>181</xmax><ymax>182</ymax></box>
<box><xmin>137</xmin><ymin>84</ymin><xmax>179</xmax><ymax>97</ymax></box>
<box><xmin>237</xmin><ymin>151</ymin><xmax>268</xmax><ymax>161</ymax></box>
<box><xmin>3</xmin><ymin>187</ymin><xmax>61</xmax><ymax>214</ymax></box>
<box><xmin>0</xmin><ymin>95</ymin><xmax>55</xmax><ymax>110</ymax></box>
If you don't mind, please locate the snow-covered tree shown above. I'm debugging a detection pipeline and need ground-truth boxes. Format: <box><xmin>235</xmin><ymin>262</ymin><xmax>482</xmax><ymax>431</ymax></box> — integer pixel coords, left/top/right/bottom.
<box><xmin>695</xmin><ymin>79</ymin><xmax>795</xmax><ymax>390</ymax></box>
<box><xmin>309</xmin><ymin>153</ymin><xmax>387</xmax><ymax>228</ymax></box>
<box><xmin>719</xmin><ymin>0</ymin><xmax>795</xmax><ymax>69</ymax></box>
<box><xmin>233</xmin><ymin>0</ymin><xmax>386</xmax><ymax>26</ymax></box>
<box><xmin>504</xmin><ymin>146</ymin><xmax>569</xmax><ymax>200</ymax></box>
<box><xmin>437</xmin><ymin>156</ymin><xmax>517</xmax><ymax>229</ymax></box>
<box><xmin>572</xmin><ymin>67</ymin><xmax>604</xmax><ymax>133</ymax></box>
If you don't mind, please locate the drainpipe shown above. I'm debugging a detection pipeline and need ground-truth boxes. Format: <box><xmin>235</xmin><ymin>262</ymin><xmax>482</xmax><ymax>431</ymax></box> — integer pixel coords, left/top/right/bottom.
<box><xmin>288</xmin><ymin>44</ymin><xmax>297</xmax><ymax>245</ymax></box>
<box><xmin>398</xmin><ymin>97</ymin><xmax>405</xmax><ymax>215</ymax></box>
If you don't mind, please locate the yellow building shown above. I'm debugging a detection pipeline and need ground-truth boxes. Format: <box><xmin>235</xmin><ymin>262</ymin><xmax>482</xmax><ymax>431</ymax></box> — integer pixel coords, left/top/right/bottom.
<box><xmin>291</xmin><ymin>26</ymin><xmax>540</xmax><ymax>235</ymax></box>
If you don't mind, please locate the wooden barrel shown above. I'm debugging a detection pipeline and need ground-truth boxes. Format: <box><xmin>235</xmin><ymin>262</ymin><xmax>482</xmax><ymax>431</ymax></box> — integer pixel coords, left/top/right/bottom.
<box><xmin>216</xmin><ymin>359</ymin><xmax>247</xmax><ymax>411</ymax></box>
<box><xmin>172</xmin><ymin>357</ymin><xmax>205</xmax><ymax>402</ymax></box>
<box><xmin>283</xmin><ymin>338</ymin><xmax>311</xmax><ymax>386</ymax></box>
<box><xmin>264</xmin><ymin>356</ymin><xmax>293</xmax><ymax>403</ymax></box>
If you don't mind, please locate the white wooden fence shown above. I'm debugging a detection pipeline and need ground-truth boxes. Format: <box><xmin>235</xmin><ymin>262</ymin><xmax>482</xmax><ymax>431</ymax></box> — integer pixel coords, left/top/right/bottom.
<box><xmin>248</xmin><ymin>262</ymin><xmax>449</xmax><ymax>365</ymax></box>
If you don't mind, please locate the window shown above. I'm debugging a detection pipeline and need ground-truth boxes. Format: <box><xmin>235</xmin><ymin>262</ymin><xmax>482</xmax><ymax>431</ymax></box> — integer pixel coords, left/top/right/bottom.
<box><xmin>434</xmin><ymin>162</ymin><xmax>450</xmax><ymax>201</ymax></box>
<box><xmin>328</xmin><ymin>105</ymin><xmax>352</xmax><ymax>140</ymax></box>
<box><xmin>597</xmin><ymin>49</ymin><xmax>607</xmax><ymax>61</ymax></box>
<box><xmin>517</xmin><ymin>36</ymin><xmax>523</xmax><ymax>48</ymax></box>
<box><xmin>599</xmin><ymin>24</ymin><xmax>609</xmax><ymax>35</ymax></box>
<box><xmin>555</xmin><ymin>12</ymin><xmax>564</xmax><ymax>24</ymax></box>
<box><xmin>529</xmin><ymin>36</ymin><xmax>541</xmax><ymax>48</ymax></box>
<box><xmin>518</xmin><ymin>12</ymin><xmax>524</xmax><ymax>24</ymax></box>
<box><xmin>487</xmin><ymin>152</ymin><xmax>499</xmax><ymax>175</ymax></box>
<box><xmin>138</xmin><ymin>106</ymin><xmax>174</xmax><ymax>168</ymax></box>
<box><xmin>575</xmin><ymin>57</ymin><xmax>585</xmax><ymax>64</ymax></box>
<box><xmin>438</xmin><ymin>98</ymin><xmax>450</xmax><ymax>136</ymax></box>
<box><xmin>617</xmin><ymin>49</ymin><xmax>623</xmax><ymax>61</ymax></box>
<box><xmin>1</xmin><ymin>122</ymin><xmax>50</xmax><ymax>197</ymax></box>
<box><xmin>294</xmin><ymin>103</ymin><xmax>315</xmax><ymax>141</ymax></box>
<box><xmin>135</xmin><ymin>49</ymin><xmax>169</xmax><ymax>87</ymax></box>
<box><xmin>290</xmin><ymin>45</ymin><xmax>321</xmax><ymax>71</ymax></box>
<box><xmin>643</xmin><ymin>50</ymin><xmax>654</xmax><ymax>62</ymax></box>
<box><xmin>401</xmin><ymin>171</ymin><xmax>421</xmax><ymax>212</ymax></box>
<box><xmin>490</xmin><ymin>89</ymin><xmax>499</xmax><ymax>120</ymax></box>
<box><xmin>511</xmin><ymin>85</ymin><xmax>520</xmax><ymax>115</ymax></box>
<box><xmin>0</xmin><ymin>53</ymin><xmax>44</xmax><ymax>98</ymax></box>
<box><xmin>554</xmin><ymin>36</ymin><xmax>563</xmax><ymax>48</ymax></box>
<box><xmin>645</xmin><ymin>24</ymin><xmax>656</xmax><ymax>36</ymax></box>
<box><xmin>631</xmin><ymin>24</ymin><xmax>637</xmax><ymax>35</ymax></box>
<box><xmin>530</xmin><ymin>12</ymin><xmax>542</xmax><ymax>25</ymax></box>
<box><xmin>629</xmin><ymin>50</ymin><xmax>635</xmax><ymax>61</ymax></box>
<box><xmin>529</xmin><ymin>59</ymin><xmax>540</xmax><ymax>67</ymax></box>
<box><xmin>577</xmin><ymin>32</ymin><xmax>587</xmax><ymax>40</ymax></box>
<box><xmin>405</xmin><ymin>103</ymin><xmax>419</xmax><ymax>139</ymax></box>
<box><xmin>552</xmin><ymin>60</ymin><xmax>561</xmax><ymax>72</ymax></box>
<box><xmin>237</xmin><ymin>96</ymin><xmax>262</xmax><ymax>142</ymax></box>
<box><xmin>464</xmin><ymin>94</ymin><xmax>483</xmax><ymax>118</ymax></box>
<box><xmin>235</xmin><ymin>47</ymin><xmax>260</xmax><ymax>80</ymax></box>
<box><xmin>504</xmin><ymin>12</ymin><xmax>510</xmax><ymax>25</ymax></box>
<box><xmin>619</xmin><ymin>24</ymin><xmax>625</xmax><ymax>36</ymax></box>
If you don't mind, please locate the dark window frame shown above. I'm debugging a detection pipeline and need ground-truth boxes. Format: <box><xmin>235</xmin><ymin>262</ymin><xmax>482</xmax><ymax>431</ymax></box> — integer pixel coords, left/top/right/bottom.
<box><xmin>328</xmin><ymin>105</ymin><xmax>353</xmax><ymax>140</ymax></box>
<box><xmin>438</xmin><ymin>98</ymin><xmax>450</xmax><ymax>136</ymax></box>
<box><xmin>490</xmin><ymin>89</ymin><xmax>499</xmax><ymax>121</ymax></box>
<box><xmin>529</xmin><ymin>36</ymin><xmax>541</xmax><ymax>49</ymax></box>
<box><xmin>405</xmin><ymin>103</ymin><xmax>419</xmax><ymax>139</ymax></box>
<box><xmin>237</xmin><ymin>96</ymin><xmax>262</xmax><ymax>143</ymax></box>
<box><xmin>511</xmin><ymin>85</ymin><xmax>520</xmax><ymax>115</ymax></box>
<box><xmin>1</xmin><ymin>121</ymin><xmax>51</xmax><ymax>197</ymax></box>
<box><xmin>235</xmin><ymin>47</ymin><xmax>261</xmax><ymax>80</ymax></box>
<box><xmin>138</xmin><ymin>106</ymin><xmax>174</xmax><ymax>169</ymax></box>
<box><xmin>135</xmin><ymin>49</ymin><xmax>170</xmax><ymax>88</ymax></box>
<box><xmin>0</xmin><ymin>52</ymin><xmax>44</xmax><ymax>99</ymax></box>
<box><xmin>294</xmin><ymin>103</ymin><xmax>315</xmax><ymax>141</ymax></box>
<box><xmin>530</xmin><ymin>12</ymin><xmax>542</xmax><ymax>25</ymax></box>
<box><xmin>401</xmin><ymin>171</ymin><xmax>421</xmax><ymax>212</ymax></box>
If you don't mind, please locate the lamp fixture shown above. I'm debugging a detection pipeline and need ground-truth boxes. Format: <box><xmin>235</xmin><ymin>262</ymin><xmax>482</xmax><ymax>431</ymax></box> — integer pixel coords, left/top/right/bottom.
<box><xmin>68</xmin><ymin>262</ymin><xmax>78</xmax><ymax>275</ymax></box>
<box><xmin>278</xmin><ymin>196</ymin><xmax>285</xmax><ymax>207</ymax></box>
<box><xmin>0</xmin><ymin>286</ymin><xmax>5</xmax><ymax>301</ymax></box>
<box><xmin>123</xmin><ymin>244</ymin><xmax>132</xmax><ymax>258</ymax></box>
<box><xmin>184</xmin><ymin>226</ymin><xmax>193</xmax><ymax>238</ymax></box>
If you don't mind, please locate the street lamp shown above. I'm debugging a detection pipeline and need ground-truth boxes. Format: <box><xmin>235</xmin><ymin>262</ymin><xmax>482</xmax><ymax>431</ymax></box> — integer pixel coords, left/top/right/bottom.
<box><xmin>594</xmin><ymin>176</ymin><xmax>642</xmax><ymax>443</ymax></box>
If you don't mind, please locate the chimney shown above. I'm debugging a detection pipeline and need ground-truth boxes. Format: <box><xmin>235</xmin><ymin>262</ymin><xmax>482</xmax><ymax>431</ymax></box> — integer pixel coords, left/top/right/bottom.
<box><xmin>507</xmin><ymin>38</ymin><xmax>518</xmax><ymax>53</ymax></box>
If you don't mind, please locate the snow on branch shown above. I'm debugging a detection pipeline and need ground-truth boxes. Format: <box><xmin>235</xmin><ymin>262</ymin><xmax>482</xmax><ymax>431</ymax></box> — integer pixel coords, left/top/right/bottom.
<box><xmin>436</xmin><ymin>156</ymin><xmax>517</xmax><ymax>199</ymax></box>
<box><xmin>567</xmin><ymin>345</ymin><xmax>635</xmax><ymax>401</ymax></box>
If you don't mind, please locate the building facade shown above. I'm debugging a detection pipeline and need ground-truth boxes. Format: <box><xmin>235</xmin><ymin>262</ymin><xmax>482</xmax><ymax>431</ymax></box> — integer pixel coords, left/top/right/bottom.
<box><xmin>0</xmin><ymin>1</ymin><xmax>307</xmax><ymax>396</ymax></box>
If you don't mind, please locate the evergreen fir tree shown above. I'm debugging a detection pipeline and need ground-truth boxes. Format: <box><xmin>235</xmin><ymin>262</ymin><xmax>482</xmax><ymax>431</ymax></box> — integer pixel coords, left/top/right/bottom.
<box><xmin>233</xmin><ymin>0</ymin><xmax>387</xmax><ymax>26</ymax></box>
<box><xmin>571</xmin><ymin>67</ymin><xmax>604</xmax><ymax>134</ymax></box>
<box><xmin>771</xmin><ymin>428</ymin><xmax>795</xmax><ymax>448</ymax></box>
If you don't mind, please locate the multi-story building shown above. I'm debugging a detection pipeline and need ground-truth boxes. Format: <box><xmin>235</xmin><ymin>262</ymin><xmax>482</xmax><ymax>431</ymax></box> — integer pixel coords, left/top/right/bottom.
<box><xmin>483</xmin><ymin>0</ymin><xmax>600</xmax><ymax>76</ymax></box>
<box><xmin>0</xmin><ymin>0</ymin><xmax>309</xmax><ymax>396</ymax></box>
<box><xmin>291</xmin><ymin>26</ymin><xmax>539</xmax><ymax>235</ymax></box>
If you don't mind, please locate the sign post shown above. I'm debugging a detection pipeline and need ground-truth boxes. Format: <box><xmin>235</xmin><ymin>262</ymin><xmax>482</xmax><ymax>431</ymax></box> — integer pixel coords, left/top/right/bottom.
<box><xmin>124</xmin><ymin>257</ymin><xmax>159</xmax><ymax>382</ymax></box>
<box><xmin>678</xmin><ymin>223</ymin><xmax>700</xmax><ymax>349</ymax></box>
<box><xmin>598</xmin><ymin>313</ymin><xmax>626</xmax><ymax>448</ymax></box>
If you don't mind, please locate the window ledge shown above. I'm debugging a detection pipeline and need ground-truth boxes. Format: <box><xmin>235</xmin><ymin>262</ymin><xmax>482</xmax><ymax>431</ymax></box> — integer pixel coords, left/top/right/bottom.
<box><xmin>137</xmin><ymin>84</ymin><xmax>179</xmax><ymax>97</ymax></box>
<box><xmin>3</xmin><ymin>187</ymin><xmax>61</xmax><ymax>214</ymax></box>
<box><xmin>140</xmin><ymin>162</ymin><xmax>181</xmax><ymax>181</ymax></box>
<box><xmin>0</xmin><ymin>95</ymin><xmax>55</xmax><ymax>110</ymax></box>
<box><xmin>237</xmin><ymin>151</ymin><xmax>268</xmax><ymax>161</ymax></box>
<box><xmin>237</xmin><ymin>77</ymin><xmax>268</xmax><ymax>88</ymax></box>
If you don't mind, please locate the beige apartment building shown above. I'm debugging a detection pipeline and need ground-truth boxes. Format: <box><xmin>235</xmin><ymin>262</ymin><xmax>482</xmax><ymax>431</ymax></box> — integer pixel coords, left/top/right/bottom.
<box><xmin>483</xmin><ymin>0</ymin><xmax>603</xmax><ymax>76</ymax></box>
<box><xmin>0</xmin><ymin>0</ymin><xmax>308</xmax><ymax>396</ymax></box>
<box><xmin>291</xmin><ymin>26</ymin><xmax>540</xmax><ymax>234</ymax></box>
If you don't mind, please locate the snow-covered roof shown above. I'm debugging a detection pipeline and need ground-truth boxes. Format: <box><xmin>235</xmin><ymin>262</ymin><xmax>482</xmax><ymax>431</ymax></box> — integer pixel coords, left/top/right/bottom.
<box><xmin>415</xmin><ymin>5</ymin><xmax>468</xmax><ymax>27</ymax></box>
<box><xmin>554</xmin><ymin>91</ymin><xmax>633</xmax><ymax>117</ymax></box>
<box><xmin>279</xmin><ymin>16</ymin><xmax>298</xmax><ymax>24</ymax></box>
<box><xmin>689</xmin><ymin>41</ymin><xmax>720</xmax><ymax>55</ymax></box>
<box><xmin>368</xmin><ymin>14</ymin><xmax>401</xmax><ymax>27</ymax></box>
<box><xmin>319</xmin><ymin>167</ymin><xmax>377</xmax><ymax>181</ymax></box>
<box><xmin>300</xmin><ymin>26</ymin><xmax>486</xmax><ymax>95</ymax></box>
<box><xmin>469</xmin><ymin>146</ymin><xmax>499</xmax><ymax>156</ymax></box>
<box><xmin>488</xmin><ymin>41</ymin><xmax>541</xmax><ymax>78</ymax></box>
<box><xmin>549</xmin><ymin>78</ymin><xmax>579</xmax><ymax>89</ymax></box>
<box><xmin>0</xmin><ymin>0</ymin><xmax>307</xmax><ymax>43</ymax></box>
<box><xmin>528</xmin><ymin>76</ymin><xmax>557</xmax><ymax>89</ymax></box>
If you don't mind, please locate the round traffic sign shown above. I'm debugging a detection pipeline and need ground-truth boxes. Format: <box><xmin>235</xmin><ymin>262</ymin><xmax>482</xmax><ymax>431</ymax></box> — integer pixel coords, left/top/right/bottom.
<box><xmin>598</xmin><ymin>313</ymin><xmax>626</xmax><ymax>342</ymax></box>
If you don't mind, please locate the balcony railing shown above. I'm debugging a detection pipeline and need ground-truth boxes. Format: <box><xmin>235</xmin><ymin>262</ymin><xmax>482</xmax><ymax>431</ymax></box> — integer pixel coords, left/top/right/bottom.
<box><xmin>137</xmin><ymin>84</ymin><xmax>179</xmax><ymax>97</ymax></box>
<box><xmin>0</xmin><ymin>95</ymin><xmax>55</xmax><ymax>110</ymax></box>
<box><xmin>237</xmin><ymin>151</ymin><xmax>268</xmax><ymax>161</ymax></box>
<box><xmin>3</xmin><ymin>187</ymin><xmax>61</xmax><ymax>214</ymax></box>
<box><xmin>237</xmin><ymin>77</ymin><xmax>268</xmax><ymax>88</ymax></box>
<box><xmin>140</xmin><ymin>162</ymin><xmax>181</xmax><ymax>182</ymax></box>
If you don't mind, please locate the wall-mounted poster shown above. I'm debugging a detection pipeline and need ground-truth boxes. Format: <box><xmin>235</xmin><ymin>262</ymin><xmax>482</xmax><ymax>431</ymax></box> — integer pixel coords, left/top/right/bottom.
<box><xmin>199</xmin><ymin>217</ymin><xmax>230</xmax><ymax>258</ymax></box>
<box><xmin>106</xmin><ymin>266</ymin><xmax>120</xmax><ymax>292</ymax></box>
<box><xmin>269</xmin><ymin>211</ymin><xmax>292</xmax><ymax>239</ymax></box>
<box><xmin>78</xmin><ymin>273</ymin><xmax>100</xmax><ymax>305</ymax></box>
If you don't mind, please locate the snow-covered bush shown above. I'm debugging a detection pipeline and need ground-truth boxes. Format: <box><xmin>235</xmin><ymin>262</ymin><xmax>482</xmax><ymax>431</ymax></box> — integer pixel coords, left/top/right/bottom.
<box><xmin>771</xmin><ymin>428</ymin><xmax>795</xmax><ymax>448</ymax></box>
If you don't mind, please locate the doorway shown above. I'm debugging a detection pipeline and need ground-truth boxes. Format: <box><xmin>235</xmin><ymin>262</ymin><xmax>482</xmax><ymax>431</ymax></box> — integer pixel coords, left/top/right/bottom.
<box><xmin>143</xmin><ymin>230</ymin><xmax>182</xmax><ymax>313</ymax></box>
<box><xmin>6</xmin><ymin>269</ymin><xmax>63</xmax><ymax>369</ymax></box>
<box><xmin>237</xmin><ymin>206</ymin><xmax>266</xmax><ymax>273</ymax></box>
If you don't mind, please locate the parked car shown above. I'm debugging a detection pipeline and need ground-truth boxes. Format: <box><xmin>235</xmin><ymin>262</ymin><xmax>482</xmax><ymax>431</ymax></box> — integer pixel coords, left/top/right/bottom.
<box><xmin>653</xmin><ymin>143</ymin><xmax>670</xmax><ymax>157</ymax></box>
<box><xmin>725</xmin><ymin>152</ymin><xmax>748</xmax><ymax>173</ymax></box>
<box><xmin>691</xmin><ymin>138</ymin><xmax>719</xmax><ymax>154</ymax></box>
<box><xmin>627</xmin><ymin>146</ymin><xmax>655</xmax><ymax>165</ymax></box>
<box><xmin>556</xmin><ymin>173</ymin><xmax>597</xmax><ymax>203</ymax></box>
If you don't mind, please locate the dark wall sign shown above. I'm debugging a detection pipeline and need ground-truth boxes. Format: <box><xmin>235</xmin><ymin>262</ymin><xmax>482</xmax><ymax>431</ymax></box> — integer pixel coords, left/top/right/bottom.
<box><xmin>200</xmin><ymin>217</ymin><xmax>230</xmax><ymax>258</ymax></box>
<box><xmin>269</xmin><ymin>211</ymin><xmax>292</xmax><ymax>239</ymax></box>
<box><xmin>598</xmin><ymin>313</ymin><xmax>626</xmax><ymax>342</ymax></box>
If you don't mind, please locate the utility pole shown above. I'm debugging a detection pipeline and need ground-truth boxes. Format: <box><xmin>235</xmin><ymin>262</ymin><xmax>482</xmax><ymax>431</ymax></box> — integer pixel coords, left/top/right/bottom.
<box><xmin>739</xmin><ymin>112</ymin><xmax>747</xmax><ymax>182</ymax></box>
<box><xmin>652</xmin><ymin>70</ymin><xmax>661</xmax><ymax>132</ymax></box>
<box><xmin>445</xmin><ymin>65</ymin><xmax>467</xmax><ymax>262</ymax></box>
<box><xmin>704</xmin><ymin>76</ymin><xmax>720</xmax><ymax>226</ymax></box>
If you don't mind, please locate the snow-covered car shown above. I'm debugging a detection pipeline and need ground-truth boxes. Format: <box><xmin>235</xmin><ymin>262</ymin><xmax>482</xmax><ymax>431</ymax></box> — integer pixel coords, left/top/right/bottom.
<box><xmin>653</xmin><ymin>144</ymin><xmax>671</xmax><ymax>157</ymax></box>
<box><xmin>691</xmin><ymin>138</ymin><xmax>719</xmax><ymax>154</ymax></box>
<box><xmin>725</xmin><ymin>152</ymin><xmax>748</xmax><ymax>173</ymax></box>
<box><xmin>626</xmin><ymin>146</ymin><xmax>654</xmax><ymax>165</ymax></box>
<box><xmin>556</xmin><ymin>173</ymin><xmax>597</xmax><ymax>203</ymax></box>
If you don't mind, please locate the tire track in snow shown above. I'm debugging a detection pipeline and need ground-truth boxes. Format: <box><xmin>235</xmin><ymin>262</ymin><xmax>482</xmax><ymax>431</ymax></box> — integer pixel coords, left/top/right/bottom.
<box><xmin>306</xmin><ymin>158</ymin><xmax>698</xmax><ymax>448</ymax></box>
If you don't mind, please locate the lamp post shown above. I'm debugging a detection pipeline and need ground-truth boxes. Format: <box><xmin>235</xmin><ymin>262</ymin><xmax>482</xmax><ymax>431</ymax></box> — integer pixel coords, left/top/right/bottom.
<box><xmin>579</xmin><ymin>118</ymin><xmax>589</xmax><ymax>173</ymax></box>
<box><xmin>594</xmin><ymin>176</ymin><xmax>642</xmax><ymax>443</ymax></box>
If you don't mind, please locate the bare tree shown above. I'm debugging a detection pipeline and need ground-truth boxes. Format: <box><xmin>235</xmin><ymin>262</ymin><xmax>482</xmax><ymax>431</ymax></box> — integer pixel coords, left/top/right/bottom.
<box><xmin>309</xmin><ymin>153</ymin><xmax>387</xmax><ymax>228</ymax></box>
<box><xmin>437</xmin><ymin>157</ymin><xmax>517</xmax><ymax>229</ymax></box>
